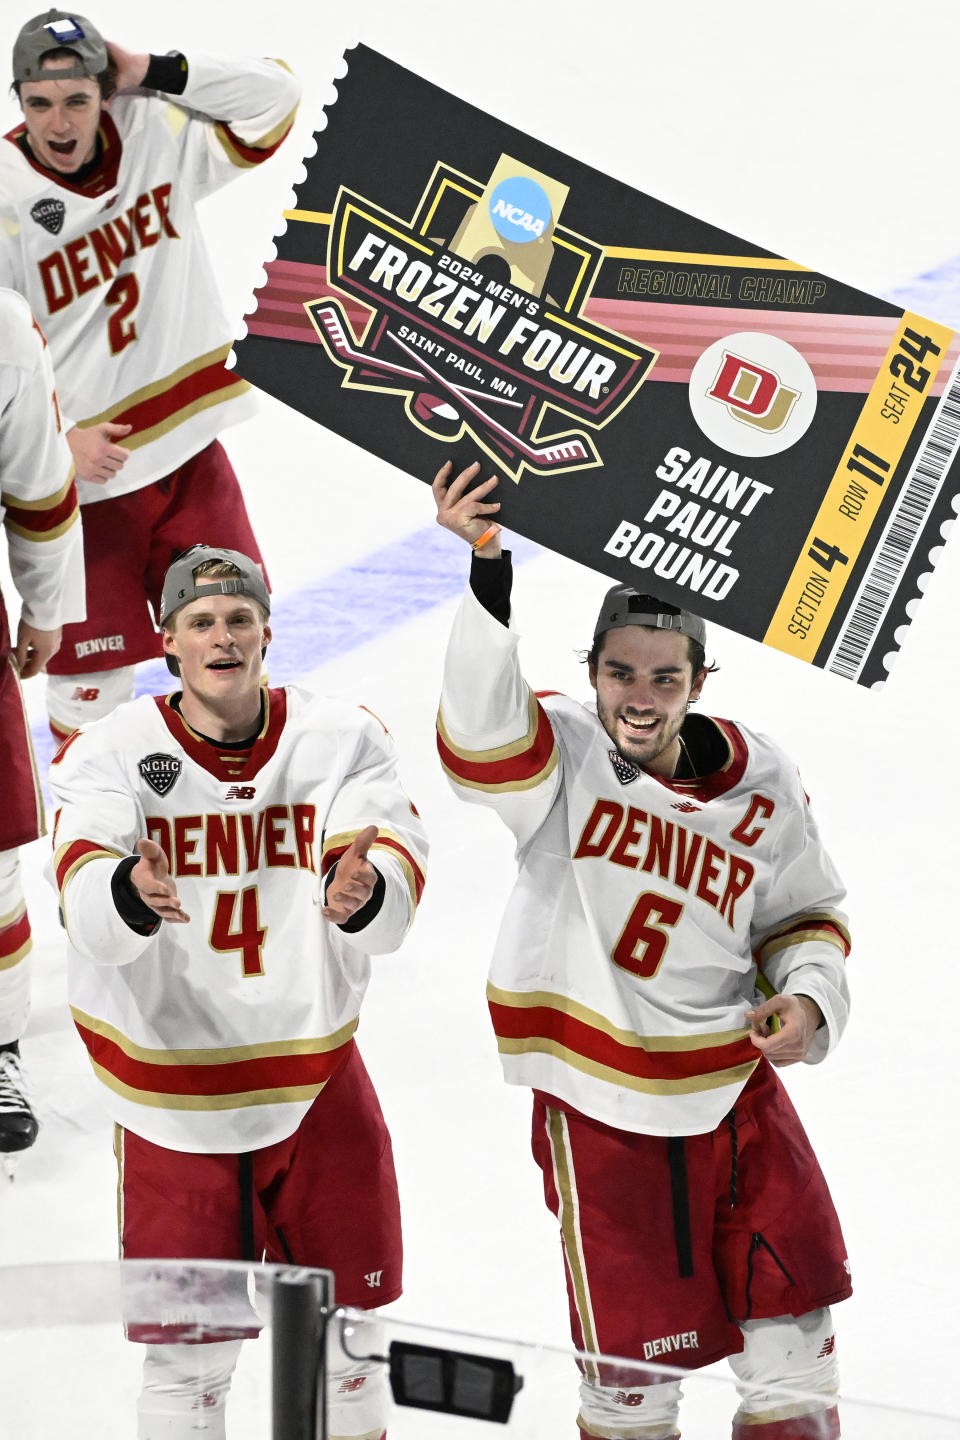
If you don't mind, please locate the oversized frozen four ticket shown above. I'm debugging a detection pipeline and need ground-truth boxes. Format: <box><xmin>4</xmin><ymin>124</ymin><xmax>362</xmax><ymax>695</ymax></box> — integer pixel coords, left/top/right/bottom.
<box><xmin>234</xmin><ymin>45</ymin><xmax>960</xmax><ymax>690</ymax></box>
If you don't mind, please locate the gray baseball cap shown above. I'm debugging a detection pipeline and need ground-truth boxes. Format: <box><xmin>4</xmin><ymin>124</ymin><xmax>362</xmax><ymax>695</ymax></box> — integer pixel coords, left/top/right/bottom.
<box><xmin>159</xmin><ymin>545</ymin><xmax>271</xmax><ymax>627</ymax></box>
<box><xmin>13</xmin><ymin>10</ymin><xmax>108</xmax><ymax>85</ymax></box>
<box><xmin>593</xmin><ymin>584</ymin><xmax>706</xmax><ymax>649</ymax></box>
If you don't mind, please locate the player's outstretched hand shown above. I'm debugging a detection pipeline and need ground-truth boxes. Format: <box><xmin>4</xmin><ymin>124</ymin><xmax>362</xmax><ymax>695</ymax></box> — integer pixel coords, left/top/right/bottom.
<box><xmin>322</xmin><ymin>824</ymin><xmax>379</xmax><ymax>924</ymax></box>
<box><xmin>746</xmin><ymin>993</ymin><xmax>822</xmax><ymax>1066</ymax></box>
<box><xmin>432</xmin><ymin>460</ymin><xmax>502</xmax><ymax>554</ymax></box>
<box><xmin>67</xmin><ymin>422</ymin><xmax>133</xmax><ymax>485</ymax></box>
<box><xmin>15</xmin><ymin>620</ymin><xmax>61</xmax><ymax>678</ymax></box>
<box><xmin>129</xmin><ymin>838</ymin><xmax>190</xmax><ymax>924</ymax></box>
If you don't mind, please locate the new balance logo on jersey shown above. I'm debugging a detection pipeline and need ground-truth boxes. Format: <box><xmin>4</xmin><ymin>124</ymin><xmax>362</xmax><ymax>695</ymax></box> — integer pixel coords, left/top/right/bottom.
<box><xmin>70</xmin><ymin>686</ymin><xmax>101</xmax><ymax>703</ymax></box>
<box><xmin>613</xmin><ymin>1393</ymin><xmax>644</xmax><ymax>1407</ymax></box>
<box><xmin>337</xmin><ymin>1377</ymin><xmax>367</xmax><ymax>1393</ymax></box>
<box><xmin>224</xmin><ymin>786</ymin><xmax>256</xmax><ymax>800</ymax></box>
<box><xmin>817</xmin><ymin>1335</ymin><xmax>836</xmax><ymax>1359</ymax></box>
<box><xmin>363</xmin><ymin>1270</ymin><xmax>383</xmax><ymax>1288</ymax></box>
<box><xmin>672</xmin><ymin>800</ymin><xmax>701</xmax><ymax>813</ymax></box>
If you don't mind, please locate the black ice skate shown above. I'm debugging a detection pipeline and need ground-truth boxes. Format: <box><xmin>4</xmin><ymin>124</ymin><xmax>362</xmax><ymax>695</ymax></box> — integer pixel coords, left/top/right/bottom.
<box><xmin>0</xmin><ymin>1043</ymin><xmax>38</xmax><ymax>1179</ymax></box>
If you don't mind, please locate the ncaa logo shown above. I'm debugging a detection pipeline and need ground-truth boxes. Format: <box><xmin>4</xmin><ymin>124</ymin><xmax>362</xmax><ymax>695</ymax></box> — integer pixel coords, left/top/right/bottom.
<box><xmin>688</xmin><ymin>331</ymin><xmax>817</xmax><ymax>457</ymax></box>
<box><xmin>488</xmin><ymin>175</ymin><xmax>551</xmax><ymax>244</ymax></box>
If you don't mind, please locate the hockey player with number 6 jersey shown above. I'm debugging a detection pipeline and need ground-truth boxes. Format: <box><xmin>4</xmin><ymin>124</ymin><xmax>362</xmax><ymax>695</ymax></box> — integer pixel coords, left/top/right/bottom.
<box><xmin>433</xmin><ymin>459</ymin><xmax>852</xmax><ymax>1440</ymax></box>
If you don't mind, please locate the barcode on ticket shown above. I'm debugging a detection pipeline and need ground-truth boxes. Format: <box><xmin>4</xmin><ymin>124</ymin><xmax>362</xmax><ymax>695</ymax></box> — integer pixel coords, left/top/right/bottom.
<box><xmin>827</xmin><ymin>356</ymin><xmax>960</xmax><ymax>683</ymax></box>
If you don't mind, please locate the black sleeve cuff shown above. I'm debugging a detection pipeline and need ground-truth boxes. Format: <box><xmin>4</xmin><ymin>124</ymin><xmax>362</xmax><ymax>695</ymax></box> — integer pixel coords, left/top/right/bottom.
<box><xmin>469</xmin><ymin>549</ymin><xmax>513</xmax><ymax>627</ymax></box>
<box><xmin>323</xmin><ymin>862</ymin><xmax>387</xmax><ymax>933</ymax></box>
<box><xmin>112</xmin><ymin>856</ymin><xmax>162</xmax><ymax>936</ymax></box>
<box><xmin>142</xmin><ymin>52</ymin><xmax>188</xmax><ymax>95</ymax></box>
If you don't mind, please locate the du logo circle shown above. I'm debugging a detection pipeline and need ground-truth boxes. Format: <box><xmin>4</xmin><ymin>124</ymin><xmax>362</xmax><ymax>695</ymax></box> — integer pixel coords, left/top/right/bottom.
<box><xmin>688</xmin><ymin>331</ymin><xmax>817</xmax><ymax>457</ymax></box>
<box><xmin>488</xmin><ymin>176</ymin><xmax>551</xmax><ymax>244</ymax></box>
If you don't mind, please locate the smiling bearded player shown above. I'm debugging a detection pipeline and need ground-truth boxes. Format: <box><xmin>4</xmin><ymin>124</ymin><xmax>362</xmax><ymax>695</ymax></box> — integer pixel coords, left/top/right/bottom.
<box><xmin>434</xmin><ymin>460</ymin><xmax>852</xmax><ymax>1440</ymax></box>
<box><xmin>48</xmin><ymin>545</ymin><xmax>428</xmax><ymax>1440</ymax></box>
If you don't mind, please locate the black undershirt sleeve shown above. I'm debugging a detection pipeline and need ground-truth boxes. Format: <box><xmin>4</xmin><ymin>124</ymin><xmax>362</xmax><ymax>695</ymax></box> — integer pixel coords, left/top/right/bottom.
<box><xmin>322</xmin><ymin>863</ymin><xmax>387</xmax><ymax>933</ymax></box>
<box><xmin>111</xmin><ymin>856</ymin><xmax>162</xmax><ymax>936</ymax></box>
<box><xmin>142</xmin><ymin>52</ymin><xmax>188</xmax><ymax>95</ymax></box>
<box><xmin>469</xmin><ymin>550</ymin><xmax>513</xmax><ymax>628</ymax></box>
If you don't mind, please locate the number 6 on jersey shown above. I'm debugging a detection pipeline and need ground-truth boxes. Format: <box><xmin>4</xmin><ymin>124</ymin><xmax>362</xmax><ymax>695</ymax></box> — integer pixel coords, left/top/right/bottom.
<box><xmin>612</xmin><ymin>891</ymin><xmax>685</xmax><ymax>980</ymax></box>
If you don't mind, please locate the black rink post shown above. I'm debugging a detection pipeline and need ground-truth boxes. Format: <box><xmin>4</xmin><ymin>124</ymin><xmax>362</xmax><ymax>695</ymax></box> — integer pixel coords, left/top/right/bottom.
<box><xmin>272</xmin><ymin>1268</ymin><xmax>334</xmax><ymax>1440</ymax></box>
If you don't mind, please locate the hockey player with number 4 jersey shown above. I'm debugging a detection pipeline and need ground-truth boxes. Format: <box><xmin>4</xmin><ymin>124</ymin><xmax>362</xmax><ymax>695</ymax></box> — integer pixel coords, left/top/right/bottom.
<box><xmin>49</xmin><ymin>545</ymin><xmax>427</xmax><ymax>1440</ymax></box>
<box><xmin>434</xmin><ymin>460</ymin><xmax>852</xmax><ymax>1440</ymax></box>
<box><xmin>2</xmin><ymin>9</ymin><xmax>301</xmax><ymax>740</ymax></box>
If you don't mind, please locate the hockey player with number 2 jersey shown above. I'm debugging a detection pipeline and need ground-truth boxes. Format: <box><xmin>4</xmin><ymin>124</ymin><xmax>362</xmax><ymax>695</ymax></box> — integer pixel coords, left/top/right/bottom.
<box><xmin>434</xmin><ymin>460</ymin><xmax>852</xmax><ymax>1440</ymax></box>
<box><xmin>49</xmin><ymin>545</ymin><xmax>427</xmax><ymax>1440</ymax></box>
<box><xmin>2</xmin><ymin>8</ymin><xmax>301</xmax><ymax>740</ymax></box>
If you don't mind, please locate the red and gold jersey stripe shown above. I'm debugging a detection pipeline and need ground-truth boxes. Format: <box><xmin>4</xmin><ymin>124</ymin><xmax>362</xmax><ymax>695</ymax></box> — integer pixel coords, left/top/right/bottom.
<box><xmin>488</xmin><ymin>984</ymin><xmax>758</xmax><ymax>1095</ymax></box>
<box><xmin>50</xmin><ymin>725</ymin><xmax>83</xmax><ymax>760</ymax></box>
<box><xmin>6</xmin><ymin>113</ymin><xmax>122</xmax><ymax>196</ymax></box>
<box><xmin>80</xmin><ymin>346</ymin><xmax>250</xmax><ymax>451</ymax></box>
<box><xmin>756</xmin><ymin>912</ymin><xmax>851</xmax><ymax>969</ymax></box>
<box><xmin>55</xmin><ymin>839</ymin><xmax>124</xmax><ymax>896</ymax></box>
<box><xmin>437</xmin><ymin>688</ymin><xmax>559</xmax><ymax>793</ymax></box>
<box><xmin>0</xmin><ymin>906</ymin><xmax>31</xmax><ymax>972</ymax></box>
<box><xmin>214</xmin><ymin>108</ymin><xmax>298</xmax><ymax>169</ymax></box>
<box><xmin>73</xmin><ymin>1007</ymin><xmax>357</xmax><ymax>1110</ymax></box>
<box><xmin>155</xmin><ymin>687</ymin><xmax>287</xmax><ymax>781</ymax></box>
<box><xmin>321</xmin><ymin>827</ymin><xmax>426</xmax><ymax>907</ymax></box>
<box><xmin>1</xmin><ymin>472</ymin><xmax>78</xmax><ymax>542</ymax></box>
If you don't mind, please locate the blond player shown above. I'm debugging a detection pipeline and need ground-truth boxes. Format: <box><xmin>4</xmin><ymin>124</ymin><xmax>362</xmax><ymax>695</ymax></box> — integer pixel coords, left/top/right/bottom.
<box><xmin>50</xmin><ymin>545</ymin><xmax>427</xmax><ymax>1439</ymax></box>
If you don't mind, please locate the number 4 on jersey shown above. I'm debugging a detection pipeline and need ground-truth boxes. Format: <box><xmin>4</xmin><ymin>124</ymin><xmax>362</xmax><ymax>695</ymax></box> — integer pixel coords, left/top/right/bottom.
<box><xmin>210</xmin><ymin>886</ymin><xmax>268</xmax><ymax>977</ymax></box>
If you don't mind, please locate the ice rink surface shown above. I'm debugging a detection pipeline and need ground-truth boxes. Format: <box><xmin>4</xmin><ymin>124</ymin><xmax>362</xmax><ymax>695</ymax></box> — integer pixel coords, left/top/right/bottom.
<box><xmin>1</xmin><ymin>0</ymin><xmax>959</xmax><ymax>1422</ymax></box>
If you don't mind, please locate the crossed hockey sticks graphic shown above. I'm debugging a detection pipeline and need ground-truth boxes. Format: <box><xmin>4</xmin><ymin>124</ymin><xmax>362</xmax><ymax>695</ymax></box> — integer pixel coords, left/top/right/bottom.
<box><xmin>311</xmin><ymin>299</ymin><xmax>596</xmax><ymax>475</ymax></box>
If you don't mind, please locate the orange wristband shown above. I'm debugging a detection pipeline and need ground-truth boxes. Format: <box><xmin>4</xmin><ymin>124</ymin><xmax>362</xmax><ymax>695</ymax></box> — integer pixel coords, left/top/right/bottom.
<box><xmin>471</xmin><ymin>523</ymin><xmax>502</xmax><ymax>552</ymax></box>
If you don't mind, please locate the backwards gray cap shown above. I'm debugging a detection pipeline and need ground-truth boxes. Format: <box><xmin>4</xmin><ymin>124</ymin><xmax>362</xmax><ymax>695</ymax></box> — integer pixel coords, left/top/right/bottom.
<box><xmin>13</xmin><ymin>10</ymin><xmax>108</xmax><ymax>85</ymax></box>
<box><xmin>159</xmin><ymin>545</ymin><xmax>271</xmax><ymax>628</ymax></box>
<box><xmin>593</xmin><ymin>584</ymin><xmax>706</xmax><ymax>649</ymax></box>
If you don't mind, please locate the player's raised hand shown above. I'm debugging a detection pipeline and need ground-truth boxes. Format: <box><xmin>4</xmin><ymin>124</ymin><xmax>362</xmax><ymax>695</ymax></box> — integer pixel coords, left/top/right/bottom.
<box><xmin>67</xmin><ymin>422</ymin><xmax>133</xmax><ymax>485</ymax></box>
<box><xmin>322</xmin><ymin>824</ymin><xmax>379</xmax><ymax>924</ymax></box>
<box><xmin>746</xmin><ymin>993</ymin><xmax>822</xmax><ymax>1066</ymax></box>
<box><xmin>105</xmin><ymin>42</ymin><xmax>151</xmax><ymax>93</ymax></box>
<box><xmin>432</xmin><ymin>460</ymin><xmax>502</xmax><ymax>554</ymax></box>
<box><xmin>129</xmin><ymin>838</ymin><xmax>190</xmax><ymax>924</ymax></box>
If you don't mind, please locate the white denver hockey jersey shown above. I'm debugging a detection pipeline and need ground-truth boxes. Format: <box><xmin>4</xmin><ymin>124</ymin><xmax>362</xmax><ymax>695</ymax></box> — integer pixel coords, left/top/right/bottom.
<box><xmin>0</xmin><ymin>287</ymin><xmax>84</xmax><ymax>630</ymax></box>
<box><xmin>439</xmin><ymin>586</ymin><xmax>850</xmax><ymax>1137</ymax></box>
<box><xmin>50</xmin><ymin>686</ymin><xmax>427</xmax><ymax>1153</ymax></box>
<box><xmin>0</xmin><ymin>54</ymin><xmax>301</xmax><ymax>505</ymax></box>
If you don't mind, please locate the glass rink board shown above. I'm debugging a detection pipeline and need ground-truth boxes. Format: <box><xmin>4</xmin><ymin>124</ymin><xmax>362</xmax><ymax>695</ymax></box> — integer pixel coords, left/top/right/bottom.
<box><xmin>2</xmin><ymin>1260</ymin><xmax>959</xmax><ymax>1438</ymax></box>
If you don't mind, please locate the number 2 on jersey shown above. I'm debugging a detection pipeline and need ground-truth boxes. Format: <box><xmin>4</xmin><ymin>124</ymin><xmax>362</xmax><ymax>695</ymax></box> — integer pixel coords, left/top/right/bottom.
<box><xmin>105</xmin><ymin>274</ymin><xmax>139</xmax><ymax>355</ymax></box>
<box><xmin>210</xmin><ymin>887</ymin><xmax>268</xmax><ymax>977</ymax></box>
<box><xmin>612</xmin><ymin>891</ymin><xmax>684</xmax><ymax>980</ymax></box>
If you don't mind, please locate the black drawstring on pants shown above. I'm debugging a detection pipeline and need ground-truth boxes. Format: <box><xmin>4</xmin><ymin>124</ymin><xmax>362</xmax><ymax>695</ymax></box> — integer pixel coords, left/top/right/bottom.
<box><xmin>666</xmin><ymin>1136</ymin><xmax>694</xmax><ymax>1278</ymax></box>
<box><xmin>727</xmin><ymin>1108</ymin><xmax>739</xmax><ymax>1210</ymax></box>
<box><xmin>238</xmin><ymin>1153</ymin><xmax>256</xmax><ymax>1262</ymax></box>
